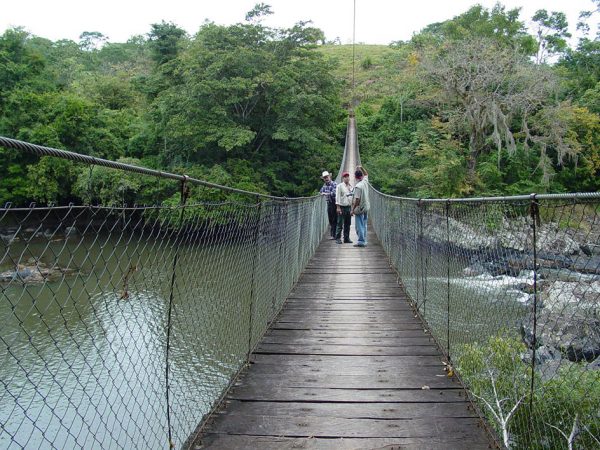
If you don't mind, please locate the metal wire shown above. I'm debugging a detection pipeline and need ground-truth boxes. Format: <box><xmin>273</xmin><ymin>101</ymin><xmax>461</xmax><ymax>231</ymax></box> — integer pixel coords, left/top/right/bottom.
<box><xmin>335</xmin><ymin>116</ymin><xmax>362</xmax><ymax>185</ymax></box>
<box><xmin>371</xmin><ymin>188</ymin><xmax>600</xmax><ymax>449</ymax></box>
<box><xmin>4</xmin><ymin>132</ymin><xmax>599</xmax><ymax>449</ymax></box>
<box><xmin>0</xmin><ymin>136</ymin><xmax>316</xmax><ymax>201</ymax></box>
<box><xmin>0</xmin><ymin>142</ymin><xmax>327</xmax><ymax>449</ymax></box>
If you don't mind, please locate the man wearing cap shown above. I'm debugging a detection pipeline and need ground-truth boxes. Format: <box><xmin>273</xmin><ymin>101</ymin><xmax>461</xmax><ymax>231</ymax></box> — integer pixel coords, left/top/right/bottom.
<box><xmin>351</xmin><ymin>170</ymin><xmax>370</xmax><ymax>247</ymax></box>
<box><xmin>319</xmin><ymin>171</ymin><xmax>337</xmax><ymax>239</ymax></box>
<box><xmin>334</xmin><ymin>171</ymin><xmax>353</xmax><ymax>244</ymax></box>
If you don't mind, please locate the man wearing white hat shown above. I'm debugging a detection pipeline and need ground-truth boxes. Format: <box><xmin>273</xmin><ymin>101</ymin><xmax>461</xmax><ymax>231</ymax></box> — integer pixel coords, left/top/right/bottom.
<box><xmin>319</xmin><ymin>171</ymin><xmax>337</xmax><ymax>239</ymax></box>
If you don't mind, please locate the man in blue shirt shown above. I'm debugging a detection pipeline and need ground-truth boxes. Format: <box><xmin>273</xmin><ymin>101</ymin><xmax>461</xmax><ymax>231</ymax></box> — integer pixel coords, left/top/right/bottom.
<box><xmin>351</xmin><ymin>169</ymin><xmax>370</xmax><ymax>247</ymax></box>
<box><xmin>319</xmin><ymin>171</ymin><xmax>337</xmax><ymax>239</ymax></box>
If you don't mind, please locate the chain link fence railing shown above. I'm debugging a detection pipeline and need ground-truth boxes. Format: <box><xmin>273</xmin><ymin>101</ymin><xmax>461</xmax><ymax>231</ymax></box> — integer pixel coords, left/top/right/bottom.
<box><xmin>371</xmin><ymin>190</ymin><xmax>600</xmax><ymax>449</ymax></box>
<box><xmin>0</xmin><ymin>138</ymin><xmax>327</xmax><ymax>449</ymax></box>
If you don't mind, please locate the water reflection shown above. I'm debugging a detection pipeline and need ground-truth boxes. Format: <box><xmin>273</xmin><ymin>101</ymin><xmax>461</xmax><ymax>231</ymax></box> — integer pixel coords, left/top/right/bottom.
<box><xmin>1</xmin><ymin>233</ymin><xmax>248</xmax><ymax>449</ymax></box>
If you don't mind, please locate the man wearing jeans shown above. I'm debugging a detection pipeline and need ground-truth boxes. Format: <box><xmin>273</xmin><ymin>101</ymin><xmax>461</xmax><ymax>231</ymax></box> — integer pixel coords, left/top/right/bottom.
<box><xmin>351</xmin><ymin>170</ymin><xmax>370</xmax><ymax>247</ymax></box>
<box><xmin>335</xmin><ymin>171</ymin><xmax>353</xmax><ymax>244</ymax></box>
<box><xmin>319</xmin><ymin>171</ymin><xmax>337</xmax><ymax>239</ymax></box>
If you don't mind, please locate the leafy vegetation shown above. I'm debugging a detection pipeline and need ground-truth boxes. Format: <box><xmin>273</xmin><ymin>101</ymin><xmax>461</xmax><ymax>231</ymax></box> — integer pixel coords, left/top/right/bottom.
<box><xmin>0</xmin><ymin>7</ymin><xmax>343</xmax><ymax>206</ymax></box>
<box><xmin>456</xmin><ymin>335</ymin><xmax>600</xmax><ymax>449</ymax></box>
<box><xmin>1</xmin><ymin>2</ymin><xmax>599</xmax><ymax>205</ymax></box>
<box><xmin>337</xmin><ymin>2</ymin><xmax>600</xmax><ymax>197</ymax></box>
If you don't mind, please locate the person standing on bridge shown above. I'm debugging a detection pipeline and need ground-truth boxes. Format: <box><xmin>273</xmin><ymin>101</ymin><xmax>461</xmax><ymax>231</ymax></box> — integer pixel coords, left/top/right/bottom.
<box><xmin>320</xmin><ymin>171</ymin><xmax>337</xmax><ymax>239</ymax></box>
<box><xmin>335</xmin><ymin>171</ymin><xmax>353</xmax><ymax>244</ymax></box>
<box><xmin>356</xmin><ymin>165</ymin><xmax>368</xmax><ymax>182</ymax></box>
<box><xmin>351</xmin><ymin>169</ymin><xmax>370</xmax><ymax>247</ymax></box>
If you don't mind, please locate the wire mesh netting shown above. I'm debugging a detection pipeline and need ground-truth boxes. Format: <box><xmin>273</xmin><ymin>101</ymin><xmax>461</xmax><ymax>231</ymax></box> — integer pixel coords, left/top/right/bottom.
<box><xmin>371</xmin><ymin>191</ymin><xmax>600</xmax><ymax>449</ymax></box>
<box><xmin>1</xmin><ymin>188</ymin><xmax>326</xmax><ymax>448</ymax></box>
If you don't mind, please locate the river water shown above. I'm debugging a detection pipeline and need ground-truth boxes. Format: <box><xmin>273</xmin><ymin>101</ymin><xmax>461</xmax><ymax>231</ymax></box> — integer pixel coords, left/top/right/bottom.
<box><xmin>1</xmin><ymin>228</ymin><xmax>530</xmax><ymax>449</ymax></box>
<box><xmin>398</xmin><ymin>254</ymin><xmax>531</xmax><ymax>352</ymax></box>
<box><xmin>1</xmin><ymin>231</ymin><xmax>252</xmax><ymax>449</ymax></box>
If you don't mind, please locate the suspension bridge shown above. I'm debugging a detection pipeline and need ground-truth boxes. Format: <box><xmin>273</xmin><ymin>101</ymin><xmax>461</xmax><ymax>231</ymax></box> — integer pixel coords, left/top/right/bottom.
<box><xmin>1</xmin><ymin>118</ymin><xmax>599</xmax><ymax>449</ymax></box>
<box><xmin>195</xmin><ymin>118</ymin><xmax>492</xmax><ymax>449</ymax></box>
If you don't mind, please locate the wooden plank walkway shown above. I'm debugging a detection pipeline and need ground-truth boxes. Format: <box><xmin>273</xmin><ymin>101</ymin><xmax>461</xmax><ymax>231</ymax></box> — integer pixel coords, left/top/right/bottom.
<box><xmin>196</xmin><ymin>227</ymin><xmax>494</xmax><ymax>449</ymax></box>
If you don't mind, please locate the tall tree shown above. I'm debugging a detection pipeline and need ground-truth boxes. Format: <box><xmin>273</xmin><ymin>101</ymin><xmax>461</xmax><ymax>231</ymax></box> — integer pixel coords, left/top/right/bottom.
<box><xmin>79</xmin><ymin>31</ymin><xmax>108</xmax><ymax>51</ymax></box>
<box><xmin>146</xmin><ymin>15</ymin><xmax>341</xmax><ymax>195</ymax></box>
<box><xmin>532</xmin><ymin>9</ymin><xmax>571</xmax><ymax>63</ymax></box>
<box><xmin>414</xmin><ymin>4</ymin><xmax>536</xmax><ymax>53</ymax></box>
<box><xmin>424</xmin><ymin>38</ymin><xmax>575</xmax><ymax>188</ymax></box>
<box><xmin>147</xmin><ymin>21</ymin><xmax>187</xmax><ymax>65</ymax></box>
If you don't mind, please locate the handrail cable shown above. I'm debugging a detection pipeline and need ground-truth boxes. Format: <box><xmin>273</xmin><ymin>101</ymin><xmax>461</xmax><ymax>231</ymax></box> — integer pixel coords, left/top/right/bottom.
<box><xmin>371</xmin><ymin>186</ymin><xmax>600</xmax><ymax>202</ymax></box>
<box><xmin>352</xmin><ymin>0</ymin><xmax>356</xmax><ymax>104</ymax></box>
<box><xmin>0</xmin><ymin>136</ymin><xmax>316</xmax><ymax>201</ymax></box>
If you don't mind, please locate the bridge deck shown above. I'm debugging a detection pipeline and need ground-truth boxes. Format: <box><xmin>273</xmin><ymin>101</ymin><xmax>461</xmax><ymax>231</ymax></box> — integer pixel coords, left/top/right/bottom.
<box><xmin>197</xmin><ymin>228</ymin><xmax>493</xmax><ymax>449</ymax></box>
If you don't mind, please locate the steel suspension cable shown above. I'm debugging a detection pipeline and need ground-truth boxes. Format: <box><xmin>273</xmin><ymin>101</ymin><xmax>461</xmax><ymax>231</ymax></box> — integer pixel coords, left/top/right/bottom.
<box><xmin>0</xmin><ymin>136</ymin><xmax>316</xmax><ymax>201</ymax></box>
<box><xmin>352</xmin><ymin>0</ymin><xmax>356</xmax><ymax>106</ymax></box>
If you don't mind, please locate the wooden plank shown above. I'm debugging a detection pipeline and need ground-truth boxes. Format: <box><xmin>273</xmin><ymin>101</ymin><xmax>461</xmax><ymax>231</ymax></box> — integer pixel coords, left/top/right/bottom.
<box><xmin>278</xmin><ymin>311</ymin><xmax>417</xmax><ymax>318</ymax></box>
<box><xmin>271</xmin><ymin>322</ymin><xmax>425</xmax><ymax>331</ymax></box>
<box><xmin>274</xmin><ymin>317</ymin><xmax>423</xmax><ymax>324</ymax></box>
<box><xmin>217</xmin><ymin>400</ymin><xmax>478</xmax><ymax>419</ymax></box>
<box><xmin>254</xmin><ymin>343</ymin><xmax>440</xmax><ymax>356</ymax></box>
<box><xmin>292</xmin><ymin>284</ymin><xmax>401</xmax><ymax>289</ymax></box>
<box><xmin>237</xmin><ymin>373</ymin><xmax>460</xmax><ymax>389</ymax></box>
<box><xmin>276</xmin><ymin>315</ymin><xmax>421</xmax><ymax>322</ymax></box>
<box><xmin>247</xmin><ymin>363</ymin><xmax>448</xmax><ymax>377</ymax></box>
<box><xmin>284</xmin><ymin>297</ymin><xmax>411</xmax><ymax>301</ymax></box>
<box><xmin>207</xmin><ymin>415</ymin><xmax>488</xmax><ymax>439</ymax></box>
<box><xmin>289</xmin><ymin>291</ymin><xmax>406</xmax><ymax>296</ymax></box>
<box><xmin>193</xmin><ymin>228</ymin><xmax>494</xmax><ymax>450</ymax></box>
<box><xmin>261</xmin><ymin>336</ymin><xmax>435</xmax><ymax>347</ymax></box>
<box><xmin>294</xmin><ymin>279</ymin><xmax>400</xmax><ymax>284</ymax></box>
<box><xmin>296</xmin><ymin>274</ymin><xmax>397</xmax><ymax>278</ymax></box>
<box><xmin>303</xmin><ymin>269</ymin><xmax>394</xmax><ymax>273</ymax></box>
<box><xmin>284</xmin><ymin>297</ymin><xmax>411</xmax><ymax>302</ymax></box>
<box><xmin>298</xmin><ymin>274</ymin><xmax>398</xmax><ymax>280</ymax></box>
<box><xmin>198</xmin><ymin>434</ymin><xmax>492</xmax><ymax>449</ymax></box>
<box><xmin>265</xmin><ymin>329</ymin><xmax>430</xmax><ymax>339</ymax></box>
<box><xmin>283</xmin><ymin>300</ymin><xmax>412</xmax><ymax>307</ymax></box>
<box><xmin>228</xmin><ymin>386</ymin><xmax>467</xmax><ymax>403</ymax></box>
<box><xmin>283</xmin><ymin>306</ymin><xmax>414</xmax><ymax>312</ymax></box>
<box><xmin>249</xmin><ymin>354</ymin><xmax>445</xmax><ymax>367</ymax></box>
<box><xmin>306</xmin><ymin>261</ymin><xmax>394</xmax><ymax>268</ymax></box>
<box><xmin>280</xmin><ymin>304</ymin><xmax>410</xmax><ymax>309</ymax></box>
<box><xmin>288</xmin><ymin>294</ymin><xmax>409</xmax><ymax>299</ymax></box>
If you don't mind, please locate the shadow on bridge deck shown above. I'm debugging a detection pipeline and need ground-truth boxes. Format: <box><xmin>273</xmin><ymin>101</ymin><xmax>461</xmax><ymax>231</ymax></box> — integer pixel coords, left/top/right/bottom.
<box><xmin>195</xmin><ymin>225</ymin><xmax>494</xmax><ymax>449</ymax></box>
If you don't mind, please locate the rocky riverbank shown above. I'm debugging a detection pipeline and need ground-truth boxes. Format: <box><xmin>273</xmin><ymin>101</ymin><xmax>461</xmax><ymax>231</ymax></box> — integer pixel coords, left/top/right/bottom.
<box><xmin>1</xmin><ymin>225</ymin><xmax>79</xmax><ymax>244</ymax></box>
<box><xmin>0</xmin><ymin>259</ymin><xmax>76</xmax><ymax>283</ymax></box>
<box><xmin>441</xmin><ymin>212</ymin><xmax>600</xmax><ymax>377</ymax></box>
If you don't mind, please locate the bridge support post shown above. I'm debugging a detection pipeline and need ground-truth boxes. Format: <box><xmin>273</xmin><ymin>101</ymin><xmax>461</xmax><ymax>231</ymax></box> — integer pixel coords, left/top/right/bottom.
<box><xmin>166</xmin><ymin>175</ymin><xmax>190</xmax><ymax>449</ymax></box>
<box><xmin>417</xmin><ymin>200</ymin><xmax>428</xmax><ymax>317</ymax></box>
<box><xmin>247</xmin><ymin>197</ymin><xmax>263</xmax><ymax>358</ymax></box>
<box><xmin>445</xmin><ymin>200</ymin><xmax>451</xmax><ymax>362</ymax></box>
<box><xmin>528</xmin><ymin>194</ymin><xmax>540</xmax><ymax>420</ymax></box>
<box><xmin>416</xmin><ymin>201</ymin><xmax>421</xmax><ymax>310</ymax></box>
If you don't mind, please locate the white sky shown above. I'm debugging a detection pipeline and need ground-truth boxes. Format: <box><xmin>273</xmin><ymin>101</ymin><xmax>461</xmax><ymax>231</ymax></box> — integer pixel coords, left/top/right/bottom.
<box><xmin>1</xmin><ymin>0</ymin><xmax>596</xmax><ymax>45</ymax></box>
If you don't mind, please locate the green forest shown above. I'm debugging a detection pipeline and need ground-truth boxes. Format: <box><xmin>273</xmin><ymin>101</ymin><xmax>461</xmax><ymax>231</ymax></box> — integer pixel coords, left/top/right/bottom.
<box><xmin>1</xmin><ymin>2</ymin><xmax>599</xmax><ymax>205</ymax></box>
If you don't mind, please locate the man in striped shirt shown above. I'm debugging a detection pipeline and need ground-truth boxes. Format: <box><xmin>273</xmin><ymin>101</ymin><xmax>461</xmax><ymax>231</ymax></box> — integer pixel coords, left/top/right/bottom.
<box><xmin>335</xmin><ymin>171</ymin><xmax>353</xmax><ymax>244</ymax></box>
<box><xmin>319</xmin><ymin>171</ymin><xmax>337</xmax><ymax>239</ymax></box>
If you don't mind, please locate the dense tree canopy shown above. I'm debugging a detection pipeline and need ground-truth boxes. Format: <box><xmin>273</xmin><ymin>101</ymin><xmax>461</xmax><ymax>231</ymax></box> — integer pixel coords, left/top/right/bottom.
<box><xmin>357</xmin><ymin>3</ymin><xmax>600</xmax><ymax>197</ymax></box>
<box><xmin>0</xmin><ymin>8</ymin><xmax>343</xmax><ymax>205</ymax></box>
<box><xmin>0</xmin><ymin>2</ymin><xmax>599</xmax><ymax>205</ymax></box>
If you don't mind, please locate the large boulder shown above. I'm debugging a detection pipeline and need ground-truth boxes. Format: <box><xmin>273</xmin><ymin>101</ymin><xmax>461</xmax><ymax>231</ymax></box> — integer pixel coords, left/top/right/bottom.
<box><xmin>586</xmin><ymin>355</ymin><xmax>600</xmax><ymax>371</ymax></box>
<box><xmin>542</xmin><ymin>280</ymin><xmax>600</xmax><ymax>314</ymax></box>
<box><xmin>537</xmin><ymin>225</ymin><xmax>581</xmax><ymax>255</ymax></box>
<box><xmin>497</xmin><ymin>217</ymin><xmax>582</xmax><ymax>255</ymax></box>
<box><xmin>0</xmin><ymin>262</ymin><xmax>76</xmax><ymax>284</ymax></box>
<box><xmin>422</xmin><ymin>215</ymin><xmax>498</xmax><ymax>250</ymax></box>
<box><xmin>522</xmin><ymin>309</ymin><xmax>600</xmax><ymax>362</ymax></box>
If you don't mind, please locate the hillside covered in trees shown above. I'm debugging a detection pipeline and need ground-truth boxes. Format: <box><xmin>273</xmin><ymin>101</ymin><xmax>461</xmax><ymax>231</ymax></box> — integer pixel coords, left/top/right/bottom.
<box><xmin>344</xmin><ymin>3</ymin><xmax>600</xmax><ymax>197</ymax></box>
<box><xmin>1</xmin><ymin>2</ymin><xmax>599</xmax><ymax>205</ymax></box>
